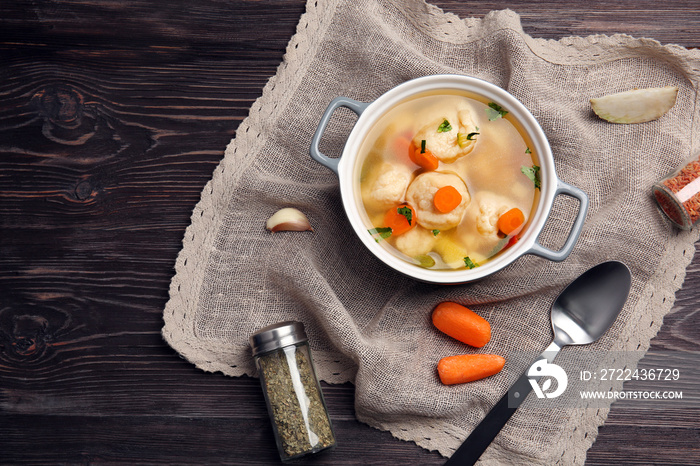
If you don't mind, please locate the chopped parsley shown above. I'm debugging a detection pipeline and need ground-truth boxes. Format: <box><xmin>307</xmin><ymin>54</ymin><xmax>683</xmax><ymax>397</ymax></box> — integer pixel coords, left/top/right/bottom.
<box><xmin>437</xmin><ymin>119</ymin><xmax>452</xmax><ymax>132</ymax></box>
<box><xmin>432</xmin><ymin>229</ymin><xmax>440</xmax><ymax>236</ymax></box>
<box><xmin>466</xmin><ymin>132</ymin><xmax>479</xmax><ymax>140</ymax></box>
<box><xmin>486</xmin><ymin>102</ymin><xmax>508</xmax><ymax>121</ymax></box>
<box><xmin>463</xmin><ymin>257</ymin><xmax>479</xmax><ymax>269</ymax></box>
<box><xmin>521</xmin><ymin>164</ymin><xmax>541</xmax><ymax>190</ymax></box>
<box><xmin>397</xmin><ymin>206</ymin><xmax>413</xmax><ymax>225</ymax></box>
<box><xmin>368</xmin><ymin>227</ymin><xmax>392</xmax><ymax>242</ymax></box>
<box><xmin>420</xmin><ymin>139</ymin><xmax>427</xmax><ymax>153</ymax></box>
<box><xmin>525</xmin><ymin>147</ymin><xmax>532</xmax><ymax>154</ymax></box>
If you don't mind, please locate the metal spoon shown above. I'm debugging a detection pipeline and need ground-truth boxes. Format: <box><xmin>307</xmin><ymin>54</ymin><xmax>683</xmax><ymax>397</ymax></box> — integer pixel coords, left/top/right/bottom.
<box><xmin>445</xmin><ymin>261</ymin><xmax>632</xmax><ymax>465</ymax></box>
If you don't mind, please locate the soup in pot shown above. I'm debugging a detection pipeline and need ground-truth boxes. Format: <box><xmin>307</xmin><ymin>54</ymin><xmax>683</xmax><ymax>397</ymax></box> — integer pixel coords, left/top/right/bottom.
<box><xmin>359</xmin><ymin>91</ymin><xmax>540</xmax><ymax>270</ymax></box>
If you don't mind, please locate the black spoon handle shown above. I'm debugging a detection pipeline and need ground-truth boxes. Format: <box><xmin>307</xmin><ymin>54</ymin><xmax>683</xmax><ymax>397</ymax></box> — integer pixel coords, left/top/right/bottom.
<box><xmin>444</xmin><ymin>370</ymin><xmax>534</xmax><ymax>465</ymax></box>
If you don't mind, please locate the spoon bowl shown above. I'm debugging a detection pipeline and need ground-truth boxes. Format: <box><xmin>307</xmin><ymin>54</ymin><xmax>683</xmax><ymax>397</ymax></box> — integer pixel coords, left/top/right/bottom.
<box><xmin>551</xmin><ymin>260</ymin><xmax>632</xmax><ymax>348</ymax></box>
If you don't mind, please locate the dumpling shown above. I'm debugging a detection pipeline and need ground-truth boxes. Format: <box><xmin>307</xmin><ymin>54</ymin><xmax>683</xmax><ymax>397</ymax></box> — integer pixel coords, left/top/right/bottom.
<box><xmin>394</xmin><ymin>226</ymin><xmax>438</xmax><ymax>258</ymax></box>
<box><xmin>475</xmin><ymin>197</ymin><xmax>511</xmax><ymax>236</ymax></box>
<box><xmin>405</xmin><ymin>171</ymin><xmax>470</xmax><ymax>231</ymax></box>
<box><xmin>367</xmin><ymin>163</ymin><xmax>414</xmax><ymax>209</ymax></box>
<box><xmin>457</xmin><ymin>191</ymin><xmax>518</xmax><ymax>261</ymax></box>
<box><xmin>412</xmin><ymin>104</ymin><xmax>478</xmax><ymax>163</ymax></box>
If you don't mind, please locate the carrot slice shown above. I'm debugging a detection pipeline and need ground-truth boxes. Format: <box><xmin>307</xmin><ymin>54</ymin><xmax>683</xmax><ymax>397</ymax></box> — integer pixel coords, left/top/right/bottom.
<box><xmin>497</xmin><ymin>208</ymin><xmax>525</xmax><ymax>235</ymax></box>
<box><xmin>433</xmin><ymin>186</ymin><xmax>463</xmax><ymax>213</ymax></box>
<box><xmin>384</xmin><ymin>204</ymin><xmax>416</xmax><ymax>236</ymax></box>
<box><xmin>409</xmin><ymin>141</ymin><xmax>439</xmax><ymax>171</ymax></box>
<box><xmin>437</xmin><ymin>354</ymin><xmax>505</xmax><ymax>385</ymax></box>
<box><xmin>432</xmin><ymin>302</ymin><xmax>491</xmax><ymax>348</ymax></box>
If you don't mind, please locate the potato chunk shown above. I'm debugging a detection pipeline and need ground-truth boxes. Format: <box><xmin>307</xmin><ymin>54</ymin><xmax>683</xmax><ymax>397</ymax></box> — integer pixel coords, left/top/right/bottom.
<box><xmin>433</xmin><ymin>236</ymin><xmax>469</xmax><ymax>269</ymax></box>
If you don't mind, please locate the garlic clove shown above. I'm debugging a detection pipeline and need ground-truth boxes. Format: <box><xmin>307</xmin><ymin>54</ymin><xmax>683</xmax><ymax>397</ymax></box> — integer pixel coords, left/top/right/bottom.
<box><xmin>266</xmin><ymin>207</ymin><xmax>313</xmax><ymax>232</ymax></box>
<box><xmin>590</xmin><ymin>86</ymin><xmax>678</xmax><ymax>124</ymax></box>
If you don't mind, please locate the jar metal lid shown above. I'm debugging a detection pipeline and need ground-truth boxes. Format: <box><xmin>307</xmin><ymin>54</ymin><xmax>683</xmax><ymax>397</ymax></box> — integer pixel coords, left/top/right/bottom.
<box><xmin>249</xmin><ymin>321</ymin><xmax>308</xmax><ymax>356</ymax></box>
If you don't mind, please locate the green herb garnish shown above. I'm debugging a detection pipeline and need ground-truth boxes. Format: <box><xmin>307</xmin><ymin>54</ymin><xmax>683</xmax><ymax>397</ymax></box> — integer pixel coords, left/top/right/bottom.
<box><xmin>432</xmin><ymin>229</ymin><xmax>440</xmax><ymax>236</ymax></box>
<box><xmin>397</xmin><ymin>206</ymin><xmax>413</xmax><ymax>225</ymax></box>
<box><xmin>420</xmin><ymin>139</ymin><xmax>426</xmax><ymax>153</ymax></box>
<box><xmin>486</xmin><ymin>102</ymin><xmax>508</xmax><ymax>121</ymax></box>
<box><xmin>525</xmin><ymin>147</ymin><xmax>532</xmax><ymax>154</ymax></box>
<box><xmin>466</xmin><ymin>132</ymin><xmax>479</xmax><ymax>140</ymax></box>
<box><xmin>437</xmin><ymin>119</ymin><xmax>452</xmax><ymax>132</ymax></box>
<box><xmin>521</xmin><ymin>164</ymin><xmax>541</xmax><ymax>190</ymax></box>
<box><xmin>464</xmin><ymin>257</ymin><xmax>479</xmax><ymax>269</ymax></box>
<box><xmin>368</xmin><ymin>227</ymin><xmax>392</xmax><ymax>242</ymax></box>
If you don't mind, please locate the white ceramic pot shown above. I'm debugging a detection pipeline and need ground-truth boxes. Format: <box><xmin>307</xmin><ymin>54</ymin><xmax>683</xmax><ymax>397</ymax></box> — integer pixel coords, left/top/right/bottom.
<box><xmin>310</xmin><ymin>75</ymin><xmax>588</xmax><ymax>284</ymax></box>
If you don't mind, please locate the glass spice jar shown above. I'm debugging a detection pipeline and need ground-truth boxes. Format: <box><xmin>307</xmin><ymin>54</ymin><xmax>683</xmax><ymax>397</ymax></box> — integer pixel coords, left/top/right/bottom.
<box><xmin>250</xmin><ymin>321</ymin><xmax>336</xmax><ymax>462</ymax></box>
<box><xmin>653</xmin><ymin>152</ymin><xmax>700</xmax><ymax>230</ymax></box>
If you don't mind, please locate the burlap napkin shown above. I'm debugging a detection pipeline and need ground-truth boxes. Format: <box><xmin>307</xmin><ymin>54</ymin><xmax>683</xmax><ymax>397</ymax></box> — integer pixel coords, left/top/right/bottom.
<box><xmin>162</xmin><ymin>0</ymin><xmax>700</xmax><ymax>463</ymax></box>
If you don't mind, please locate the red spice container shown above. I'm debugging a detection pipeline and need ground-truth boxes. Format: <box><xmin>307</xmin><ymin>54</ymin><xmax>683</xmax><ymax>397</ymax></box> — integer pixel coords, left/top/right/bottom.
<box><xmin>653</xmin><ymin>152</ymin><xmax>700</xmax><ymax>229</ymax></box>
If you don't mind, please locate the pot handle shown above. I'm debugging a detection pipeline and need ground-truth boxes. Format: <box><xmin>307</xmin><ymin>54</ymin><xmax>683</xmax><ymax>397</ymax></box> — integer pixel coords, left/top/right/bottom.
<box><xmin>310</xmin><ymin>97</ymin><xmax>369</xmax><ymax>175</ymax></box>
<box><xmin>526</xmin><ymin>179</ymin><xmax>589</xmax><ymax>262</ymax></box>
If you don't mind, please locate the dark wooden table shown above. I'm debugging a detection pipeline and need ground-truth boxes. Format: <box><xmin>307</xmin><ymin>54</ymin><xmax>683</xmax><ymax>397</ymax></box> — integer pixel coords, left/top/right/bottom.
<box><xmin>2</xmin><ymin>1</ymin><xmax>699</xmax><ymax>464</ymax></box>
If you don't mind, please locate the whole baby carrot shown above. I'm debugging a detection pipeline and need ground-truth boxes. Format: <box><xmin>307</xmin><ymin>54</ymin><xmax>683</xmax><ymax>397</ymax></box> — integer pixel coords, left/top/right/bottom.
<box><xmin>432</xmin><ymin>301</ymin><xmax>491</xmax><ymax>348</ymax></box>
<box><xmin>437</xmin><ymin>354</ymin><xmax>505</xmax><ymax>385</ymax></box>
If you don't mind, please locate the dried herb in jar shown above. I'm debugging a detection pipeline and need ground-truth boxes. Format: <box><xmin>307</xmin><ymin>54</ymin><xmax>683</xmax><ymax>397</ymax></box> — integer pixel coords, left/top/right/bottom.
<box><xmin>258</xmin><ymin>346</ymin><xmax>335</xmax><ymax>458</ymax></box>
<box><xmin>250</xmin><ymin>321</ymin><xmax>336</xmax><ymax>461</ymax></box>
